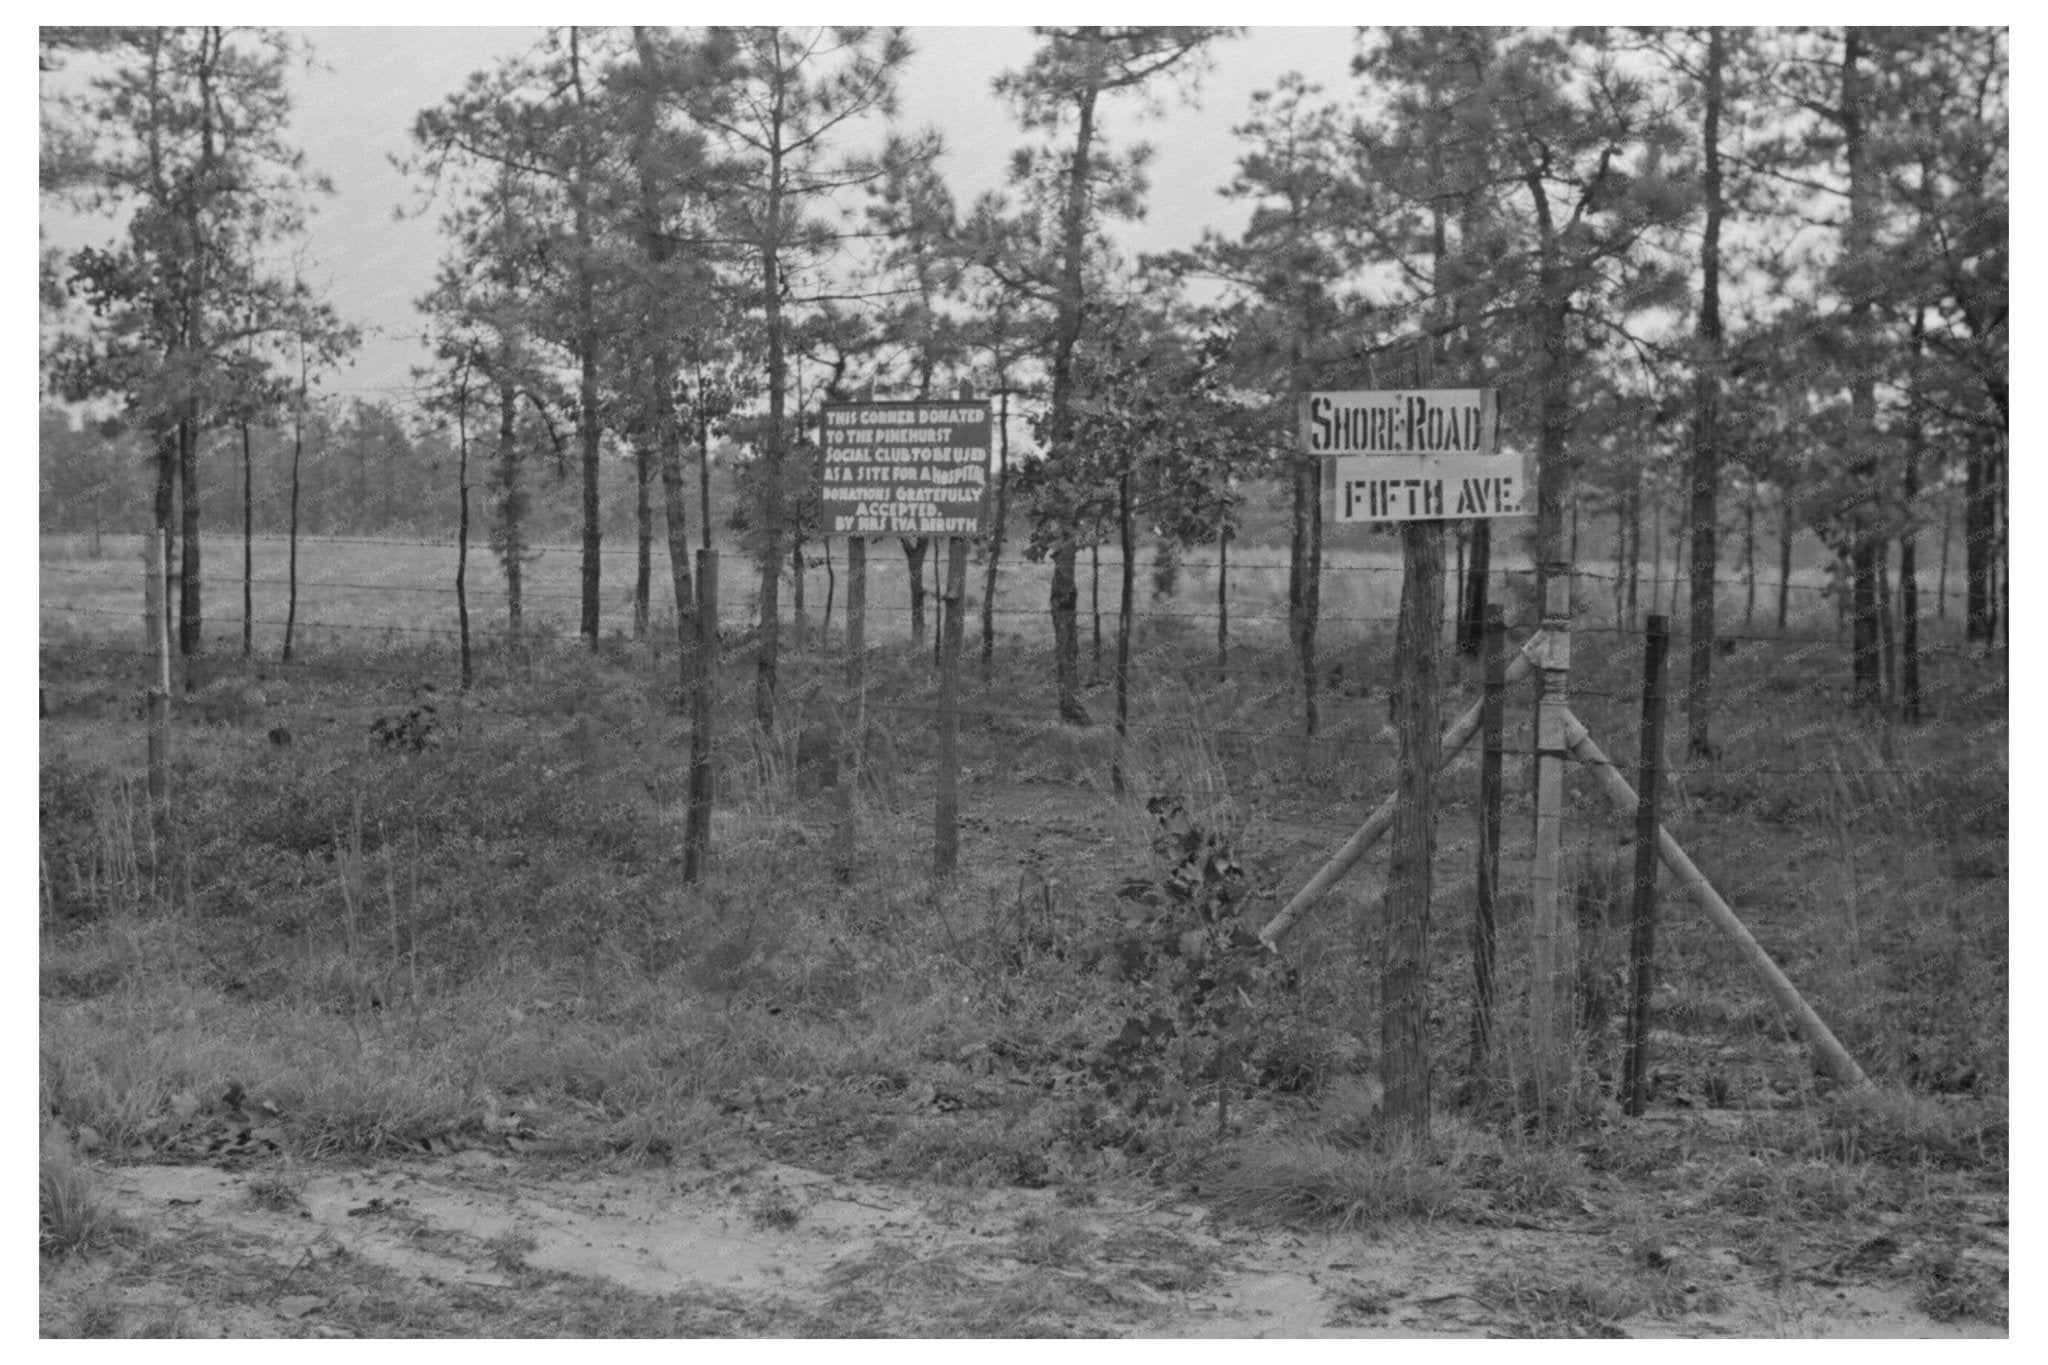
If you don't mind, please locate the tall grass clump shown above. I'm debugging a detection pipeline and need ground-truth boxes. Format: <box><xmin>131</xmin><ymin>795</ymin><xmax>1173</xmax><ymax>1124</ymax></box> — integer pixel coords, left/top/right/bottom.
<box><xmin>40</xmin><ymin>1123</ymin><xmax>122</xmax><ymax>1258</ymax></box>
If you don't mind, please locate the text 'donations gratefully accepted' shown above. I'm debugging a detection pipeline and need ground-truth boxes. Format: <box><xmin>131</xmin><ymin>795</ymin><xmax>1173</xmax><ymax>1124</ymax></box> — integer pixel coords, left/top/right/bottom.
<box><xmin>820</xmin><ymin>401</ymin><xmax>993</xmax><ymax>536</ymax></box>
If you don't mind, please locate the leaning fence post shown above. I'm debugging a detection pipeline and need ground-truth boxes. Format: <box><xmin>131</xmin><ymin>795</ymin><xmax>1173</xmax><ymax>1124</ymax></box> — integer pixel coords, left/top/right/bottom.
<box><xmin>1259</xmin><ymin>631</ymin><xmax>1547</xmax><ymax>949</ymax></box>
<box><xmin>1624</xmin><ymin>615</ymin><xmax>1670</xmax><ymax>1115</ymax></box>
<box><xmin>1561</xmin><ymin>710</ymin><xmax>1870</xmax><ymax>1090</ymax></box>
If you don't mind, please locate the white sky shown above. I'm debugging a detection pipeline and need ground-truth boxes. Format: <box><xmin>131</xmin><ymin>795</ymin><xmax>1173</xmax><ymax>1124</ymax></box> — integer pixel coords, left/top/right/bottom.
<box><xmin>41</xmin><ymin>25</ymin><xmax>1364</xmax><ymax>410</ymax></box>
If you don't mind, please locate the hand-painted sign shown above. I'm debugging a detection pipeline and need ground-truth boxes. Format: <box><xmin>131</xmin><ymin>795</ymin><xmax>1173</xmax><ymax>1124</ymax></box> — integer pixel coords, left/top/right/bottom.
<box><xmin>820</xmin><ymin>401</ymin><xmax>992</xmax><ymax>536</ymax></box>
<box><xmin>1305</xmin><ymin>388</ymin><xmax>1526</xmax><ymax>522</ymax></box>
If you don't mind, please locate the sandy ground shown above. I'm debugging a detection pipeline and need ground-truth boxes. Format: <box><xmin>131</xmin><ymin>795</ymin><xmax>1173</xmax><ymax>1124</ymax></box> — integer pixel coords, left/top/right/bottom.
<box><xmin>40</xmin><ymin>1150</ymin><xmax>2007</xmax><ymax>1339</ymax></box>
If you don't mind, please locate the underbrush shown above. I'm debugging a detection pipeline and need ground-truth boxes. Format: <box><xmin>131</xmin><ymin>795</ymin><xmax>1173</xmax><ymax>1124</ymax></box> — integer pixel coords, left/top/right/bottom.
<box><xmin>39</xmin><ymin>626</ymin><xmax>2006</xmax><ymax>1289</ymax></box>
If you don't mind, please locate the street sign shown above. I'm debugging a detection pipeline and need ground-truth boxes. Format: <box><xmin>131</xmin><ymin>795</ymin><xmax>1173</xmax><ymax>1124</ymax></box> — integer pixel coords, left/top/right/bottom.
<box><xmin>1305</xmin><ymin>388</ymin><xmax>1527</xmax><ymax>522</ymax></box>
<box><xmin>820</xmin><ymin>401</ymin><xmax>992</xmax><ymax>537</ymax></box>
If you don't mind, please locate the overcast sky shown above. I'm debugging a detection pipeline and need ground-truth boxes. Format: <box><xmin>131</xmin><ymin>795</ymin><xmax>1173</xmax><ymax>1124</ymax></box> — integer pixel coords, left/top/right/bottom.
<box><xmin>45</xmin><ymin>26</ymin><xmax>1364</xmax><ymax>409</ymax></box>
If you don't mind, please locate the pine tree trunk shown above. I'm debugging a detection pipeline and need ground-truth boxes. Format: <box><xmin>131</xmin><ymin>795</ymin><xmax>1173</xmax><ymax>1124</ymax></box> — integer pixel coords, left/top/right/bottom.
<box><xmin>157</xmin><ymin>425</ymin><xmax>178</xmax><ymax>657</ymax></box>
<box><xmin>1649</xmin><ymin>498</ymin><xmax>1663</xmax><ymax>627</ymax></box>
<box><xmin>1090</xmin><ymin>541</ymin><xmax>1102</xmax><ymax>675</ymax></box>
<box><xmin>1743</xmin><ymin>486</ymin><xmax>1757</xmax><ymax>626</ymax></box>
<box><xmin>241</xmin><ymin>419</ymin><xmax>253</xmax><ymax>658</ymax></box>
<box><xmin>283</xmin><ymin>395</ymin><xmax>301</xmax><ymax>663</ymax></box>
<box><xmin>1937</xmin><ymin>491</ymin><xmax>1951</xmax><ymax>621</ymax></box>
<box><xmin>179</xmin><ymin>413</ymin><xmax>200</xmax><ymax>660</ymax></box>
<box><xmin>755</xmin><ymin>226</ymin><xmax>786</xmax><ymax>731</ymax></box>
<box><xmin>1876</xmin><ymin>539</ymin><xmax>1895</xmax><ymax>705</ymax></box>
<box><xmin>1965</xmin><ymin>432</ymin><xmax>1993</xmax><ymax>642</ymax></box>
<box><xmin>1685</xmin><ymin>25</ymin><xmax>1726</xmax><ymax>758</ymax></box>
<box><xmin>1216</xmin><ymin>527</ymin><xmax>1230</xmax><ymax>683</ymax></box>
<box><xmin>1625</xmin><ymin>485</ymin><xmax>1642</xmax><ymax>628</ymax></box>
<box><xmin>1458</xmin><ymin>520</ymin><xmax>1491</xmax><ymax>657</ymax></box>
<box><xmin>623</xmin><ymin>27</ymin><xmax>700</xmax><ymax>706</ymax></box>
<box><xmin>1992</xmin><ymin>441</ymin><xmax>2006</xmax><ymax>647</ymax></box>
<box><xmin>456</xmin><ymin>376</ymin><xmax>473</xmax><ymax>691</ymax></box>
<box><xmin>1052</xmin><ymin>545</ymin><xmax>1086</xmax><ymax>723</ymax></box>
<box><xmin>497</xmin><ymin>378</ymin><xmax>525</xmax><ymax>644</ymax></box>
<box><xmin>1045</xmin><ymin>54</ymin><xmax>1096</xmax><ymax>727</ymax></box>
<box><xmin>980</xmin><ymin>386</ymin><xmax>1010</xmax><ymax>681</ymax></box>
<box><xmin>1901</xmin><ymin>439</ymin><xmax>1921</xmax><ymax>722</ymax></box>
<box><xmin>1843</xmin><ymin>29</ymin><xmax>1883</xmax><ymax>706</ymax></box>
<box><xmin>791</xmin><ymin>534</ymin><xmax>808</xmax><ymax>652</ymax></box>
<box><xmin>657</xmin><ymin>433</ymin><xmax>699</xmax><ymax>700</ymax></box>
<box><xmin>1778</xmin><ymin>496</ymin><xmax>1794</xmax><ymax>631</ymax></box>
<box><xmin>1112</xmin><ymin>474</ymin><xmax>1135</xmax><ymax>795</ymax></box>
<box><xmin>822</xmin><ymin>539</ymin><xmax>835</xmax><ymax>643</ymax></box>
<box><xmin>634</xmin><ymin>440</ymin><xmax>652</xmax><ymax>640</ymax></box>
<box><xmin>569</xmin><ymin>28</ymin><xmax>603</xmax><ymax>653</ymax></box>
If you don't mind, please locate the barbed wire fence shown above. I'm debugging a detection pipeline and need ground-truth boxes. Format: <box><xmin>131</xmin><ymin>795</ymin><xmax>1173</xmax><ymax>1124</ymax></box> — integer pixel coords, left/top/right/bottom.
<box><xmin>39</xmin><ymin>530</ymin><xmax>2007</xmax><ymax>896</ymax></box>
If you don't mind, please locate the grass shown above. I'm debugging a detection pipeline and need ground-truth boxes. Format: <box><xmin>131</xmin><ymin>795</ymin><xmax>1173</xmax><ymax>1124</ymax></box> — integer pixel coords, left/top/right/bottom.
<box><xmin>38</xmin><ymin>528</ymin><xmax>2006</xmax><ymax>1332</ymax></box>
<box><xmin>1473</xmin><ymin>1264</ymin><xmax>1649</xmax><ymax>1337</ymax></box>
<box><xmin>40</xmin><ymin>1125</ymin><xmax>125</xmax><ymax>1258</ymax></box>
<box><xmin>1207</xmin><ymin>1135</ymin><xmax>1477</xmax><ymax>1228</ymax></box>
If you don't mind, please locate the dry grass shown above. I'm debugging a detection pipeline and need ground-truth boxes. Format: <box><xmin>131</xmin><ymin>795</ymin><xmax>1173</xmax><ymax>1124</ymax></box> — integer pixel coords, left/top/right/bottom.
<box><xmin>40</xmin><ymin>1125</ymin><xmax>124</xmax><ymax>1258</ymax></box>
<box><xmin>38</xmin><ymin>523</ymin><xmax>2006</xmax><ymax>1327</ymax></box>
<box><xmin>1207</xmin><ymin>1136</ymin><xmax>1477</xmax><ymax>1228</ymax></box>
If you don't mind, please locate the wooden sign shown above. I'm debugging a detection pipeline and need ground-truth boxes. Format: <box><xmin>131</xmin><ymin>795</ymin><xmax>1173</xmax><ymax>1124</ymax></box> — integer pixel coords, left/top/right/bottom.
<box><xmin>820</xmin><ymin>401</ymin><xmax>992</xmax><ymax>537</ymax></box>
<box><xmin>1306</xmin><ymin>388</ymin><xmax>1528</xmax><ymax>523</ymax></box>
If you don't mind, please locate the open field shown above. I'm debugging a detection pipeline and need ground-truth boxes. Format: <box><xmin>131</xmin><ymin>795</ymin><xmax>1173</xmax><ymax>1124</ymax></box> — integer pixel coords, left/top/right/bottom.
<box><xmin>38</xmin><ymin>521</ymin><xmax>1877</xmax><ymax>654</ymax></box>
<box><xmin>40</xmin><ymin>533</ymin><xmax>2006</xmax><ymax>1337</ymax></box>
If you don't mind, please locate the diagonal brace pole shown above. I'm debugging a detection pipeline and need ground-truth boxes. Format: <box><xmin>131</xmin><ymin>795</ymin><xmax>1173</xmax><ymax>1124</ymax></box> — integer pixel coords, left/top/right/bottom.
<box><xmin>1260</xmin><ymin>630</ymin><xmax>1548</xmax><ymax>950</ymax></box>
<box><xmin>1560</xmin><ymin>708</ymin><xmax>1870</xmax><ymax>1091</ymax></box>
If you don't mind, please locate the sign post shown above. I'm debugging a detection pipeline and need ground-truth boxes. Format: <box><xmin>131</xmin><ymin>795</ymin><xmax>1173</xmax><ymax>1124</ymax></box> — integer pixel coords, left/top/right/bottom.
<box><xmin>1309</xmin><ymin>341</ymin><xmax>1523</xmax><ymax>1145</ymax></box>
<box><xmin>819</xmin><ymin>398</ymin><xmax>992</xmax><ymax>878</ymax></box>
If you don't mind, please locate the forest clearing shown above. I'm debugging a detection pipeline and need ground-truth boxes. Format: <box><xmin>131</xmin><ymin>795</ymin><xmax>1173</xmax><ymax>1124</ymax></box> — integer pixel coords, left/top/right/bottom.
<box><xmin>39</xmin><ymin>526</ymin><xmax>2008</xmax><ymax>1337</ymax></box>
<box><xmin>41</xmin><ymin>24</ymin><xmax>2005</xmax><ymax>1341</ymax></box>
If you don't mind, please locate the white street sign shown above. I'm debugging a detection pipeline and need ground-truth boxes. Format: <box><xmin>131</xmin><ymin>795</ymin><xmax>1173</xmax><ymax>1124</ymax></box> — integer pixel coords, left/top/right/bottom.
<box><xmin>1305</xmin><ymin>388</ymin><xmax>1528</xmax><ymax>522</ymax></box>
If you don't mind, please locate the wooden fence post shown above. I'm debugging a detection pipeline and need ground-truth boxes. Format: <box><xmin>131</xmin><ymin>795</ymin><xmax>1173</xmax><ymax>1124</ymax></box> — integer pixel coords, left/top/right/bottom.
<box><xmin>835</xmin><ymin>535</ymin><xmax>865</xmax><ymax>883</ymax></box>
<box><xmin>1625</xmin><ymin>615</ymin><xmax>1670</xmax><ymax>1116</ymax></box>
<box><xmin>1472</xmin><ymin>604</ymin><xmax>1506</xmax><ymax>1069</ymax></box>
<box><xmin>935</xmin><ymin>534</ymin><xmax>968</xmax><ymax>876</ymax></box>
<box><xmin>1530</xmin><ymin>536</ymin><xmax>1575</xmax><ymax>1119</ymax></box>
<box><xmin>1381</xmin><ymin>335</ymin><xmax>1443</xmax><ymax>1145</ymax></box>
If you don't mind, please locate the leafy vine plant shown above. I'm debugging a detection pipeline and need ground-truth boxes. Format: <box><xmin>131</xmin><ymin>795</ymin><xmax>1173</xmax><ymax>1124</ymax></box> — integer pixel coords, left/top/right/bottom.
<box><xmin>1098</xmin><ymin>797</ymin><xmax>1296</xmax><ymax>1132</ymax></box>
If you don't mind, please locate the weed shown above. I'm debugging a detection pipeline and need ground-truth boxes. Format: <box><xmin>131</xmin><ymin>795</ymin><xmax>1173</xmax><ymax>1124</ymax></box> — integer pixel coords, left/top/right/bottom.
<box><xmin>1475</xmin><ymin>1264</ymin><xmax>1644</xmax><ymax>1337</ymax></box>
<box><xmin>1008</xmin><ymin>1210</ymin><xmax>1096</xmax><ymax>1268</ymax></box>
<box><xmin>749</xmin><ymin>1183</ymin><xmax>803</xmax><ymax>1231</ymax></box>
<box><xmin>70</xmin><ymin>1301</ymin><xmax>125</xmax><ymax>1337</ymax></box>
<box><xmin>1208</xmin><ymin>1135</ymin><xmax>1474</xmax><ymax>1228</ymax></box>
<box><xmin>35</xmin><ymin>577</ymin><xmax>2007</xmax><ymax>1335</ymax></box>
<box><xmin>1812</xmin><ymin>1086</ymin><xmax>2006</xmax><ymax>1168</ymax></box>
<box><xmin>245</xmin><ymin>1171</ymin><xmax>308</xmax><ymax>1214</ymax></box>
<box><xmin>39</xmin><ymin>1127</ymin><xmax>123</xmax><ymax>1258</ymax></box>
<box><xmin>1094</xmin><ymin>796</ymin><xmax>1300</xmax><ymax>1129</ymax></box>
<box><xmin>1470</xmin><ymin>1142</ymin><xmax>1587</xmax><ymax>1214</ymax></box>
<box><xmin>1910</xmin><ymin>1243</ymin><xmax>2006</xmax><ymax>1326</ymax></box>
<box><xmin>369</xmin><ymin>689</ymin><xmax>440</xmax><ymax>752</ymax></box>
<box><xmin>484</xmin><ymin>1229</ymin><xmax>539</xmax><ymax>1274</ymax></box>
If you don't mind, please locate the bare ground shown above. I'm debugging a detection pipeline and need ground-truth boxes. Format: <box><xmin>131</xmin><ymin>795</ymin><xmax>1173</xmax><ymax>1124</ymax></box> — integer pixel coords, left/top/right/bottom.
<box><xmin>41</xmin><ymin>1144</ymin><xmax>2006</xmax><ymax>1339</ymax></box>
